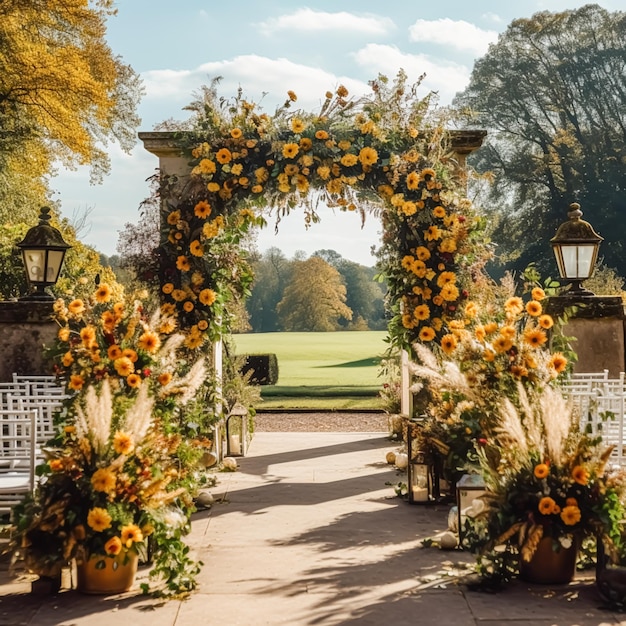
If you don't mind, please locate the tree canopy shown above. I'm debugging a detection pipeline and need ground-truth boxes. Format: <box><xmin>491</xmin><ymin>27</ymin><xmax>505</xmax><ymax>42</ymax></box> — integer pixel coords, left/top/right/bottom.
<box><xmin>455</xmin><ymin>4</ymin><xmax>626</xmax><ymax>276</ymax></box>
<box><xmin>0</xmin><ymin>0</ymin><xmax>143</xmax><ymax>222</ymax></box>
<box><xmin>276</xmin><ymin>256</ymin><xmax>352</xmax><ymax>332</ymax></box>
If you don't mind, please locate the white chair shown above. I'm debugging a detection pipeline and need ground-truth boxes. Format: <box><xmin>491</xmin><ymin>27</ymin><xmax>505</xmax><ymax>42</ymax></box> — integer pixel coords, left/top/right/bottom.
<box><xmin>0</xmin><ymin>409</ymin><xmax>37</xmax><ymax>519</ymax></box>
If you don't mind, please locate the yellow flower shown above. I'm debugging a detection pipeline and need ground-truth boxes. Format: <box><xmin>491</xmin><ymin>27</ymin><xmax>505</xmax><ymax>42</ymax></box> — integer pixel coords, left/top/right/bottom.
<box><xmin>440</xmin><ymin>333</ymin><xmax>457</xmax><ymax>354</ymax></box>
<box><xmin>440</xmin><ymin>283</ymin><xmax>459</xmax><ymax>302</ymax></box>
<box><xmin>121</xmin><ymin>523</ymin><xmax>144</xmax><ymax>548</ymax></box>
<box><xmin>413</xmin><ymin>304</ymin><xmax>430</xmax><ymax>321</ymax></box>
<box><xmin>114</xmin><ymin>356</ymin><xmax>134</xmax><ymax>377</ymax></box>
<box><xmin>87</xmin><ymin>507</ymin><xmax>112</xmax><ymax>532</ymax></box>
<box><xmin>198</xmin><ymin>319</ymin><xmax>208</xmax><ymax>331</ymax></box>
<box><xmin>113</xmin><ymin>431</ymin><xmax>135</xmax><ymax>455</ymax></box>
<box><xmin>439</xmin><ymin>238</ymin><xmax>457</xmax><ymax>253</ymax></box>
<box><xmin>198</xmin><ymin>158</ymin><xmax>216</xmax><ymax>175</ymax></box>
<box><xmin>216</xmin><ymin>148</ymin><xmax>232</xmax><ymax>164</ymax></box>
<box><xmin>549</xmin><ymin>352</ymin><xmax>568</xmax><ymax>374</ymax></box>
<box><xmin>538</xmin><ymin>314</ymin><xmax>554</xmax><ymax>329</ymax></box>
<box><xmin>68</xmin><ymin>299</ymin><xmax>85</xmax><ymax>315</ymax></box>
<box><xmin>158</xmin><ymin>372</ymin><xmax>172</xmax><ymax>386</ymax></box>
<box><xmin>176</xmin><ymin>255</ymin><xmax>191</xmax><ymax>272</ymax></box>
<box><xmin>57</xmin><ymin>326</ymin><xmax>70</xmax><ymax>342</ymax></box>
<box><xmin>166</xmin><ymin>210</ymin><xmax>180</xmax><ymax>225</ymax></box>
<box><xmin>421</xmin><ymin>167</ymin><xmax>436</xmax><ymax>178</ymax></box>
<box><xmin>122</xmin><ymin>348</ymin><xmax>138</xmax><ymax>363</ymax></box>
<box><xmin>282</xmin><ymin>143</ymin><xmax>299</xmax><ymax>159</ymax></box>
<box><xmin>190</xmin><ymin>239</ymin><xmax>204</xmax><ymax>257</ymax></box>
<box><xmin>419</xmin><ymin>327</ymin><xmax>436</xmax><ymax>342</ymax></box>
<box><xmin>184</xmin><ymin>333</ymin><xmax>204</xmax><ymax>349</ymax></box>
<box><xmin>572</xmin><ymin>465</ymin><xmax>589</xmax><ymax>485</ymax></box>
<box><xmin>415</xmin><ymin>246</ymin><xmax>431</xmax><ymax>261</ymax></box>
<box><xmin>531</xmin><ymin>287</ymin><xmax>546</xmax><ymax>300</ymax></box>
<box><xmin>138</xmin><ymin>331</ymin><xmax>160</xmax><ymax>354</ymax></box>
<box><xmin>80</xmin><ymin>325</ymin><xmax>96</xmax><ymax>348</ymax></box>
<box><xmin>315</xmin><ymin>130</ymin><xmax>329</xmax><ymax>140</ymax></box>
<box><xmin>126</xmin><ymin>373</ymin><xmax>141</xmax><ymax>388</ymax></box>
<box><xmin>538</xmin><ymin>496</ymin><xmax>557</xmax><ymax>515</ymax></box>
<box><xmin>504</xmin><ymin>296</ymin><xmax>524</xmax><ymax>315</ymax></box>
<box><xmin>401</xmin><ymin>201</ymin><xmax>417</xmax><ymax>216</ymax></box>
<box><xmin>230</xmin><ymin>127</ymin><xmax>242</xmax><ymax>139</ymax></box>
<box><xmin>424</xmin><ymin>226</ymin><xmax>442</xmax><ymax>241</ymax></box>
<box><xmin>406</xmin><ymin>171</ymin><xmax>420</xmax><ymax>190</ymax></box>
<box><xmin>287</xmin><ymin>90</ymin><xmax>297</xmax><ymax>101</ymax></box>
<box><xmin>49</xmin><ymin>458</ymin><xmax>64</xmax><ymax>472</ymax></box>
<box><xmin>340</xmin><ymin>153</ymin><xmax>358</xmax><ymax>167</ymax></box>
<box><xmin>291</xmin><ymin>118</ymin><xmax>306</xmax><ymax>133</ymax></box>
<box><xmin>526</xmin><ymin>300</ymin><xmax>542</xmax><ymax>316</ymax></box>
<box><xmin>358</xmin><ymin>146</ymin><xmax>378</xmax><ymax>166</ymax></box>
<box><xmin>560</xmin><ymin>505</ymin><xmax>582</xmax><ymax>526</ymax></box>
<box><xmin>107</xmin><ymin>345</ymin><xmax>122</xmax><ymax>360</ymax></box>
<box><xmin>500</xmin><ymin>325</ymin><xmax>516</xmax><ymax>339</ymax></box>
<box><xmin>68</xmin><ymin>375</ymin><xmax>84</xmax><ymax>391</ymax></box>
<box><xmin>162</xmin><ymin>282</ymin><xmax>174</xmax><ymax>295</ymax></box>
<box><xmin>104</xmin><ymin>536</ymin><xmax>123</xmax><ymax>556</ymax></box>
<box><xmin>299</xmin><ymin>137</ymin><xmax>312</xmax><ymax>151</ymax></box>
<box><xmin>199</xmin><ymin>288</ymin><xmax>217</xmax><ymax>306</ymax></box>
<box><xmin>183</xmin><ymin>301</ymin><xmax>194</xmax><ymax>312</ymax></box>
<box><xmin>94</xmin><ymin>283</ymin><xmax>112</xmax><ymax>303</ymax></box>
<box><xmin>437</xmin><ymin>271</ymin><xmax>456</xmax><ymax>287</ymax></box>
<box><xmin>171</xmin><ymin>289</ymin><xmax>187</xmax><ymax>302</ymax></box>
<box><xmin>432</xmin><ymin>205</ymin><xmax>447</xmax><ymax>218</ymax></box>
<box><xmin>493</xmin><ymin>336</ymin><xmax>513</xmax><ymax>353</ymax></box>
<box><xmin>91</xmin><ymin>468</ymin><xmax>116</xmax><ymax>494</ymax></box>
<box><xmin>194</xmin><ymin>200</ymin><xmax>212</xmax><ymax>219</ymax></box>
<box><xmin>62</xmin><ymin>351</ymin><xmax>74</xmax><ymax>367</ymax></box>
<box><xmin>534</xmin><ymin>463</ymin><xmax>549</xmax><ymax>479</ymax></box>
<box><xmin>523</xmin><ymin>327</ymin><xmax>548</xmax><ymax>348</ymax></box>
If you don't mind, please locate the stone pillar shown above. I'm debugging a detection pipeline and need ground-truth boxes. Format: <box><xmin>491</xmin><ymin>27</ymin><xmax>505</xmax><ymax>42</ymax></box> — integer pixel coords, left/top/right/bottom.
<box><xmin>0</xmin><ymin>301</ymin><xmax>56</xmax><ymax>382</ymax></box>
<box><xmin>546</xmin><ymin>296</ymin><xmax>625</xmax><ymax>377</ymax></box>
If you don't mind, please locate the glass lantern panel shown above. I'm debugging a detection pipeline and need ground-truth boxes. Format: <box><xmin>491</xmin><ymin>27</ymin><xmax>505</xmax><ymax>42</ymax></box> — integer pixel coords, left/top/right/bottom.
<box><xmin>560</xmin><ymin>244</ymin><xmax>595</xmax><ymax>279</ymax></box>
<box><xmin>410</xmin><ymin>463</ymin><xmax>430</xmax><ymax>502</ymax></box>
<box><xmin>24</xmin><ymin>250</ymin><xmax>45</xmax><ymax>282</ymax></box>
<box><xmin>46</xmin><ymin>250</ymin><xmax>65</xmax><ymax>283</ymax></box>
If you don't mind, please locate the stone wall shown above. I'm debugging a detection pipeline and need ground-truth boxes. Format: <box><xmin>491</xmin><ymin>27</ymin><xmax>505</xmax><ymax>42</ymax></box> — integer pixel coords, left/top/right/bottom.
<box><xmin>0</xmin><ymin>301</ymin><xmax>57</xmax><ymax>382</ymax></box>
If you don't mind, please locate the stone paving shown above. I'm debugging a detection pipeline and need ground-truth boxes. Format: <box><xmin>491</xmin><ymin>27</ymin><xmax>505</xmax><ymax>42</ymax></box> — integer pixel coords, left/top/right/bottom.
<box><xmin>0</xmin><ymin>430</ymin><xmax>625</xmax><ymax>625</ymax></box>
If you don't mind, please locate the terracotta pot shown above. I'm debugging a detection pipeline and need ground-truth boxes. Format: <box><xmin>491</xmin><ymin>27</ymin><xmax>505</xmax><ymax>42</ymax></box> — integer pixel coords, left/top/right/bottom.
<box><xmin>76</xmin><ymin>552</ymin><xmax>138</xmax><ymax>595</ymax></box>
<box><xmin>519</xmin><ymin>536</ymin><xmax>578</xmax><ymax>584</ymax></box>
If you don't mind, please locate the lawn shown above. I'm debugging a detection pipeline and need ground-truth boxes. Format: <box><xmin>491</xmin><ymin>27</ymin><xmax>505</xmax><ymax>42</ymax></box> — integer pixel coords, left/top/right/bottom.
<box><xmin>231</xmin><ymin>331</ymin><xmax>388</xmax><ymax>410</ymax></box>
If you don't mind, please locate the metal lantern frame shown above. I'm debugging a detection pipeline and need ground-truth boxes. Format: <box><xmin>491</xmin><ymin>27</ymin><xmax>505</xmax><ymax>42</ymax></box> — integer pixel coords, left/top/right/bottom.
<box><xmin>550</xmin><ymin>202</ymin><xmax>603</xmax><ymax>297</ymax></box>
<box><xmin>225</xmin><ymin>402</ymin><xmax>249</xmax><ymax>457</ymax></box>
<box><xmin>17</xmin><ymin>207</ymin><xmax>71</xmax><ymax>301</ymax></box>
<box><xmin>406</xmin><ymin>420</ymin><xmax>434</xmax><ymax>504</ymax></box>
<box><xmin>456</xmin><ymin>473</ymin><xmax>488</xmax><ymax>543</ymax></box>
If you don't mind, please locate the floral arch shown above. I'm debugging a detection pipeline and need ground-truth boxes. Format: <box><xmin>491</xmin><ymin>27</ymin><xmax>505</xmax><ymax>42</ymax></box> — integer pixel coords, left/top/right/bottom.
<box><xmin>139</xmin><ymin>74</ymin><xmax>488</xmax><ymax>357</ymax></box>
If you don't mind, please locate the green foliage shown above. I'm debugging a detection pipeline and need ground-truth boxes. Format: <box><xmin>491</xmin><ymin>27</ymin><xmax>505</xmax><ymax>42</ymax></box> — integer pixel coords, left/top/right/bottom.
<box><xmin>240</xmin><ymin>354</ymin><xmax>279</xmax><ymax>385</ymax></box>
<box><xmin>455</xmin><ymin>4</ymin><xmax>626</xmax><ymax>277</ymax></box>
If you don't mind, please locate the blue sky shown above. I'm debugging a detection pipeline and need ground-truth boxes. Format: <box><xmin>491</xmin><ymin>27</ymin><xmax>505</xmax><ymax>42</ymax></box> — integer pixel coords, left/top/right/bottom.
<box><xmin>52</xmin><ymin>0</ymin><xmax>620</xmax><ymax>265</ymax></box>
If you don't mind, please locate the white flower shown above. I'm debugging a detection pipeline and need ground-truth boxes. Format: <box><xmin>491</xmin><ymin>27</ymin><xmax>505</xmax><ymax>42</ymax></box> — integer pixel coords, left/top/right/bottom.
<box><xmin>559</xmin><ymin>535</ymin><xmax>573</xmax><ymax>549</ymax></box>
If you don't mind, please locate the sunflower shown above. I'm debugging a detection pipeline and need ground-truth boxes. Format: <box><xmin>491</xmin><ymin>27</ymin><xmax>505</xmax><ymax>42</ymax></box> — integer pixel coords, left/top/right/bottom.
<box><xmin>560</xmin><ymin>505</ymin><xmax>582</xmax><ymax>526</ymax></box>
<box><xmin>413</xmin><ymin>304</ymin><xmax>430</xmax><ymax>321</ymax></box>
<box><xmin>126</xmin><ymin>373</ymin><xmax>142</xmax><ymax>388</ymax></box>
<box><xmin>282</xmin><ymin>142</ymin><xmax>299</xmax><ymax>159</ymax></box>
<box><xmin>94</xmin><ymin>284</ymin><xmax>112</xmax><ymax>303</ymax></box>
<box><xmin>424</xmin><ymin>226</ymin><xmax>442</xmax><ymax>241</ymax></box>
<box><xmin>415</xmin><ymin>246</ymin><xmax>431</xmax><ymax>261</ymax></box>
<box><xmin>113</xmin><ymin>431</ymin><xmax>135</xmax><ymax>455</ymax></box>
<box><xmin>114</xmin><ymin>356</ymin><xmax>134</xmax><ymax>377</ymax></box>
<box><xmin>68</xmin><ymin>299</ymin><xmax>85</xmax><ymax>316</ymax></box>
<box><xmin>419</xmin><ymin>326</ymin><xmax>436</xmax><ymax>341</ymax></box>
<box><xmin>440</xmin><ymin>333</ymin><xmax>457</xmax><ymax>354</ymax></box>
<box><xmin>531</xmin><ymin>287</ymin><xmax>546</xmax><ymax>300</ymax></box>
<box><xmin>524</xmin><ymin>327</ymin><xmax>548</xmax><ymax>348</ymax></box>
<box><xmin>549</xmin><ymin>352</ymin><xmax>568</xmax><ymax>373</ymax></box>
<box><xmin>166</xmin><ymin>210</ymin><xmax>180</xmax><ymax>226</ymax></box>
<box><xmin>572</xmin><ymin>465</ymin><xmax>589</xmax><ymax>485</ymax></box>
<box><xmin>432</xmin><ymin>205</ymin><xmax>447</xmax><ymax>218</ymax></box>
<box><xmin>107</xmin><ymin>345</ymin><xmax>122</xmax><ymax>360</ymax></box>
<box><xmin>190</xmin><ymin>239</ymin><xmax>203</xmax><ymax>257</ymax></box>
<box><xmin>291</xmin><ymin>118</ymin><xmax>306</xmax><ymax>133</ymax></box>
<box><xmin>80</xmin><ymin>326</ymin><xmax>96</xmax><ymax>348</ymax></box>
<box><xmin>538</xmin><ymin>496</ymin><xmax>557</xmax><ymax>515</ymax></box>
<box><xmin>121</xmin><ymin>524</ymin><xmax>144</xmax><ymax>548</ymax></box>
<box><xmin>504</xmin><ymin>296</ymin><xmax>524</xmax><ymax>316</ymax></box>
<box><xmin>87</xmin><ymin>507</ymin><xmax>112</xmax><ymax>532</ymax></box>
<box><xmin>91</xmin><ymin>468</ymin><xmax>116</xmax><ymax>494</ymax></box>
<box><xmin>176</xmin><ymin>256</ymin><xmax>191</xmax><ymax>272</ymax></box>
<box><xmin>194</xmin><ymin>200</ymin><xmax>211</xmax><ymax>219</ymax></box>
<box><xmin>437</xmin><ymin>271</ymin><xmax>456</xmax><ymax>287</ymax></box>
<box><xmin>440</xmin><ymin>283</ymin><xmax>459</xmax><ymax>302</ymax></box>
<box><xmin>526</xmin><ymin>300</ymin><xmax>542</xmax><ymax>316</ymax></box>
<box><xmin>493</xmin><ymin>336</ymin><xmax>514</xmax><ymax>353</ymax></box>
<box><xmin>538</xmin><ymin>314</ymin><xmax>554</xmax><ymax>329</ymax></box>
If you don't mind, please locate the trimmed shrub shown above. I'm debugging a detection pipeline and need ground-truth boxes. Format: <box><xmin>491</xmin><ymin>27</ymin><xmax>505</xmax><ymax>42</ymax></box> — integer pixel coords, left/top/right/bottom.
<box><xmin>240</xmin><ymin>354</ymin><xmax>279</xmax><ymax>385</ymax></box>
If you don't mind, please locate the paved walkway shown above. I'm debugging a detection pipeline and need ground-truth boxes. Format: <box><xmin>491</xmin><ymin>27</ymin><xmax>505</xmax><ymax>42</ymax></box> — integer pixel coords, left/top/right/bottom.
<box><xmin>0</xmin><ymin>431</ymin><xmax>625</xmax><ymax>625</ymax></box>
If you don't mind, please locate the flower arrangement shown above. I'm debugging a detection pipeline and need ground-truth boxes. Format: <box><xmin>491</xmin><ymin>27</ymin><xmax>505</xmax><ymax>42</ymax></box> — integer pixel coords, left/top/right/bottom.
<box><xmin>410</xmin><ymin>272</ymin><xmax>570</xmax><ymax>484</ymax></box>
<box><xmin>153</xmin><ymin>71</ymin><xmax>489</xmax><ymax>350</ymax></box>
<box><xmin>462</xmin><ymin>384</ymin><xmax>626</xmax><ymax>584</ymax></box>
<box><xmin>11</xmin><ymin>379</ymin><xmax>202</xmax><ymax>596</ymax></box>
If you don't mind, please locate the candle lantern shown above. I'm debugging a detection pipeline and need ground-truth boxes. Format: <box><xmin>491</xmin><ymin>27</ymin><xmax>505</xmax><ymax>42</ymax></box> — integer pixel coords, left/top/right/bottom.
<box><xmin>225</xmin><ymin>403</ymin><xmax>248</xmax><ymax>457</ymax></box>
<box><xmin>456</xmin><ymin>473</ymin><xmax>488</xmax><ymax>543</ymax></box>
<box><xmin>406</xmin><ymin>420</ymin><xmax>433</xmax><ymax>504</ymax></box>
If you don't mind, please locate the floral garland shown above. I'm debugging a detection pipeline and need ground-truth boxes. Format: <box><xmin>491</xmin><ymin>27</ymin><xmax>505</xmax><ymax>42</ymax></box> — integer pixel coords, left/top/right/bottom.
<box><xmin>158</xmin><ymin>72</ymin><xmax>489</xmax><ymax>351</ymax></box>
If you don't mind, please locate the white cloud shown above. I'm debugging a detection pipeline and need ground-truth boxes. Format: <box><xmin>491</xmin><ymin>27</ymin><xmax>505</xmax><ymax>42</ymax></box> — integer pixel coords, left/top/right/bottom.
<box><xmin>351</xmin><ymin>44</ymin><xmax>470</xmax><ymax>105</ymax></box>
<box><xmin>142</xmin><ymin>55</ymin><xmax>370</xmax><ymax>120</ymax></box>
<box><xmin>258</xmin><ymin>8</ymin><xmax>395</xmax><ymax>36</ymax></box>
<box><xmin>481</xmin><ymin>12</ymin><xmax>503</xmax><ymax>24</ymax></box>
<box><xmin>408</xmin><ymin>18</ymin><xmax>498</xmax><ymax>57</ymax></box>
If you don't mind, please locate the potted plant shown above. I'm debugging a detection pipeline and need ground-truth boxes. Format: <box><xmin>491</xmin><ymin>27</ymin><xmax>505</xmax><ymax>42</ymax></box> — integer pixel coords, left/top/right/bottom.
<box><xmin>461</xmin><ymin>384</ymin><xmax>626</xmax><ymax>586</ymax></box>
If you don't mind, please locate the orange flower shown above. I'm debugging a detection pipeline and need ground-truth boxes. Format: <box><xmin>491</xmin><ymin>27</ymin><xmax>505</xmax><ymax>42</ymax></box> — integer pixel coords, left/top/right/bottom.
<box><xmin>138</xmin><ymin>331</ymin><xmax>160</xmax><ymax>353</ymax></box>
<box><xmin>194</xmin><ymin>200</ymin><xmax>212</xmax><ymax>219</ymax></box>
<box><xmin>230</xmin><ymin>127</ymin><xmax>243</xmax><ymax>139</ymax></box>
<box><xmin>549</xmin><ymin>352</ymin><xmax>568</xmax><ymax>374</ymax></box>
<box><xmin>531</xmin><ymin>287</ymin><xmax>546</xmax><ymax>301</ymax></box>
<box><xmin>176</xmin><ymin>255</ymin><xmax>191</xmax><ymax>272</ymax></box>
<box><xmin>113</xmin><ymin>431</ymin><xmax>135</xmax><ymax>455</ymax></box>
<box><xmin>560</xmin><ymin>505</ymin><xmax>582</xmax><ymax>526</ymax></box>
<box><xmin>525</xmin><ymin>300</ymin><xmax>542</xmax><ymax>316</ymax></box>
<box><xmin>68</xmin><ymin>375</ymin><xmax>84</xmax><ymax>391</ymax></box>
<box><xmin>104</xmin><ymin>536</ymin><xmax>123</xmax><ymax>556</ymax></box>
<box><xmin>440</xmin><ymin>333</ymin><xmax>457</xmax><ymax>354</ymax></box>
<box><xmin>538</xmin><ymin>314</ymin><xmax>554</xmax><ymax>329</ymax></box>
<box><xmin>538</xmin><ymin>496</ymin><xmax>557</xmax><ymax>515</ymax></box>
<box><xmin>419</xmin><ymin>327</ymin><xmax>436</xmax><ymax>342</ymax></box>
<box><xmin>126</xmin><ymin>373</ymin><xmax>142</xmax><ymax>388</ymax></box>
<box><xmin>534</xmin><ymin>463</ymin><xmax>549</xmax><ymax>479</ymax></box>
<box><xmin>282</xmin><ymin>143</ymin><xmax>299</xmax><ymax>159</ymax></box>
<box><xmin>107</xmin><ymin>344</ymin><xmax>122</xmax><ymax>360</ymax></box>
<box><xmin>94</xmin><ymin>283</ymin><xmax>112</xmax><ymax>303</ymax></box>
<box><xmin>215</xmin><ymin>148</ymin><xmax>232</xmax><ymax>164</ymax></box>
<box><xmin>114</xmin><ymin>356</ymin><xmax>134</xmax><ymax>377</ymax></box>
<box><xmin>572</xmin><ymin>465</ymin><xmax>589</xmax><ymax>485</ymax></box>
<box><xmin>122</xmin><ymin>348</ymin><xmax>138</xmax><ymax>363</ymax></box>
<box><xmin>315</xmin><ymin>130</ymin><xmax>329</xmax><ymax>140</ymax></box>
<box><xmin>87</xmin><ymin>507</ymin><xmax>112</xmax><ymax>532</ymax></box>
<box><xmin>199</xmin><ymin>288</ymin><xmax>217</xmax><ymax>306</ymax></box>
<box><xmin>523</xmin><ymin>328</ymin><xmax>548</xmax><ymax>348</ymax></box>
<box><xmin>158</xmin><ymin>372</ymin><xmax>173</xmax><ymax>386</ymax></box>
<box><xmin>68</xmin><ymin>299</ymin><xmax>85</xmax><ymax>315</ymax></box>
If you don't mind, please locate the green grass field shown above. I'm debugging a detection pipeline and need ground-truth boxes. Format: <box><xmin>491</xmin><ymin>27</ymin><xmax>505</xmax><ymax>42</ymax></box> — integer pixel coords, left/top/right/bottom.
<box><xmin>232</xmin><ymin>331</ymin><xmax>388</xmax><ymax>410</ymax></box>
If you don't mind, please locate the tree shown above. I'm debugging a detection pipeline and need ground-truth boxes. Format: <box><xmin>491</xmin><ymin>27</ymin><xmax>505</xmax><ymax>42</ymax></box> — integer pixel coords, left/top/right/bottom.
<box><xmin>246</xmin><ymin>247</ymin><xmax>293</xmax><ymax>332</ymax></box>
<box><xmin>313</xmin><ymin>249</ymin><xmax>386</xmax><ymax>329</ymax></box>
<box><xmin>276</xmin><ymin>256</ymin><xmax>352</xmax><ymax>331</ymax></box>
<box><xmin>454</xmin><ymin>5</ymin><xmax>626</xmax><ymax>276</ymax></box>
<box><xmin>0</xmin><ymin>0</ymin><xmax>143</xmax><ymax>223</ymax></box>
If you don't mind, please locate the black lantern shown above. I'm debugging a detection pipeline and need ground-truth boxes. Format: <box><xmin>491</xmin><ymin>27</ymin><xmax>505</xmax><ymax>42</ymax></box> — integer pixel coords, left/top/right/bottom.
<box><xmin>406</xmin><ymin>420</ymin><xmax>433</xmax><ymax>504</ymax></box>
<box><xmin>550</xmin><ymin>203</ymin><xmax>603</xmax><ymax>297</ymax></box>
<box><xmin>456</xmin><ymin>473</ymin><xmax>488</xmax><ymax>543</ymax></box>
<box><xmin>17</xmin><ymin>207</ymin><xmax>71</xmax><ymax>301</ymax></box>
<box><xmin>225</xmin><ymin>403</ymin><xmax>248</xmax><ymax>457</ymax></box>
